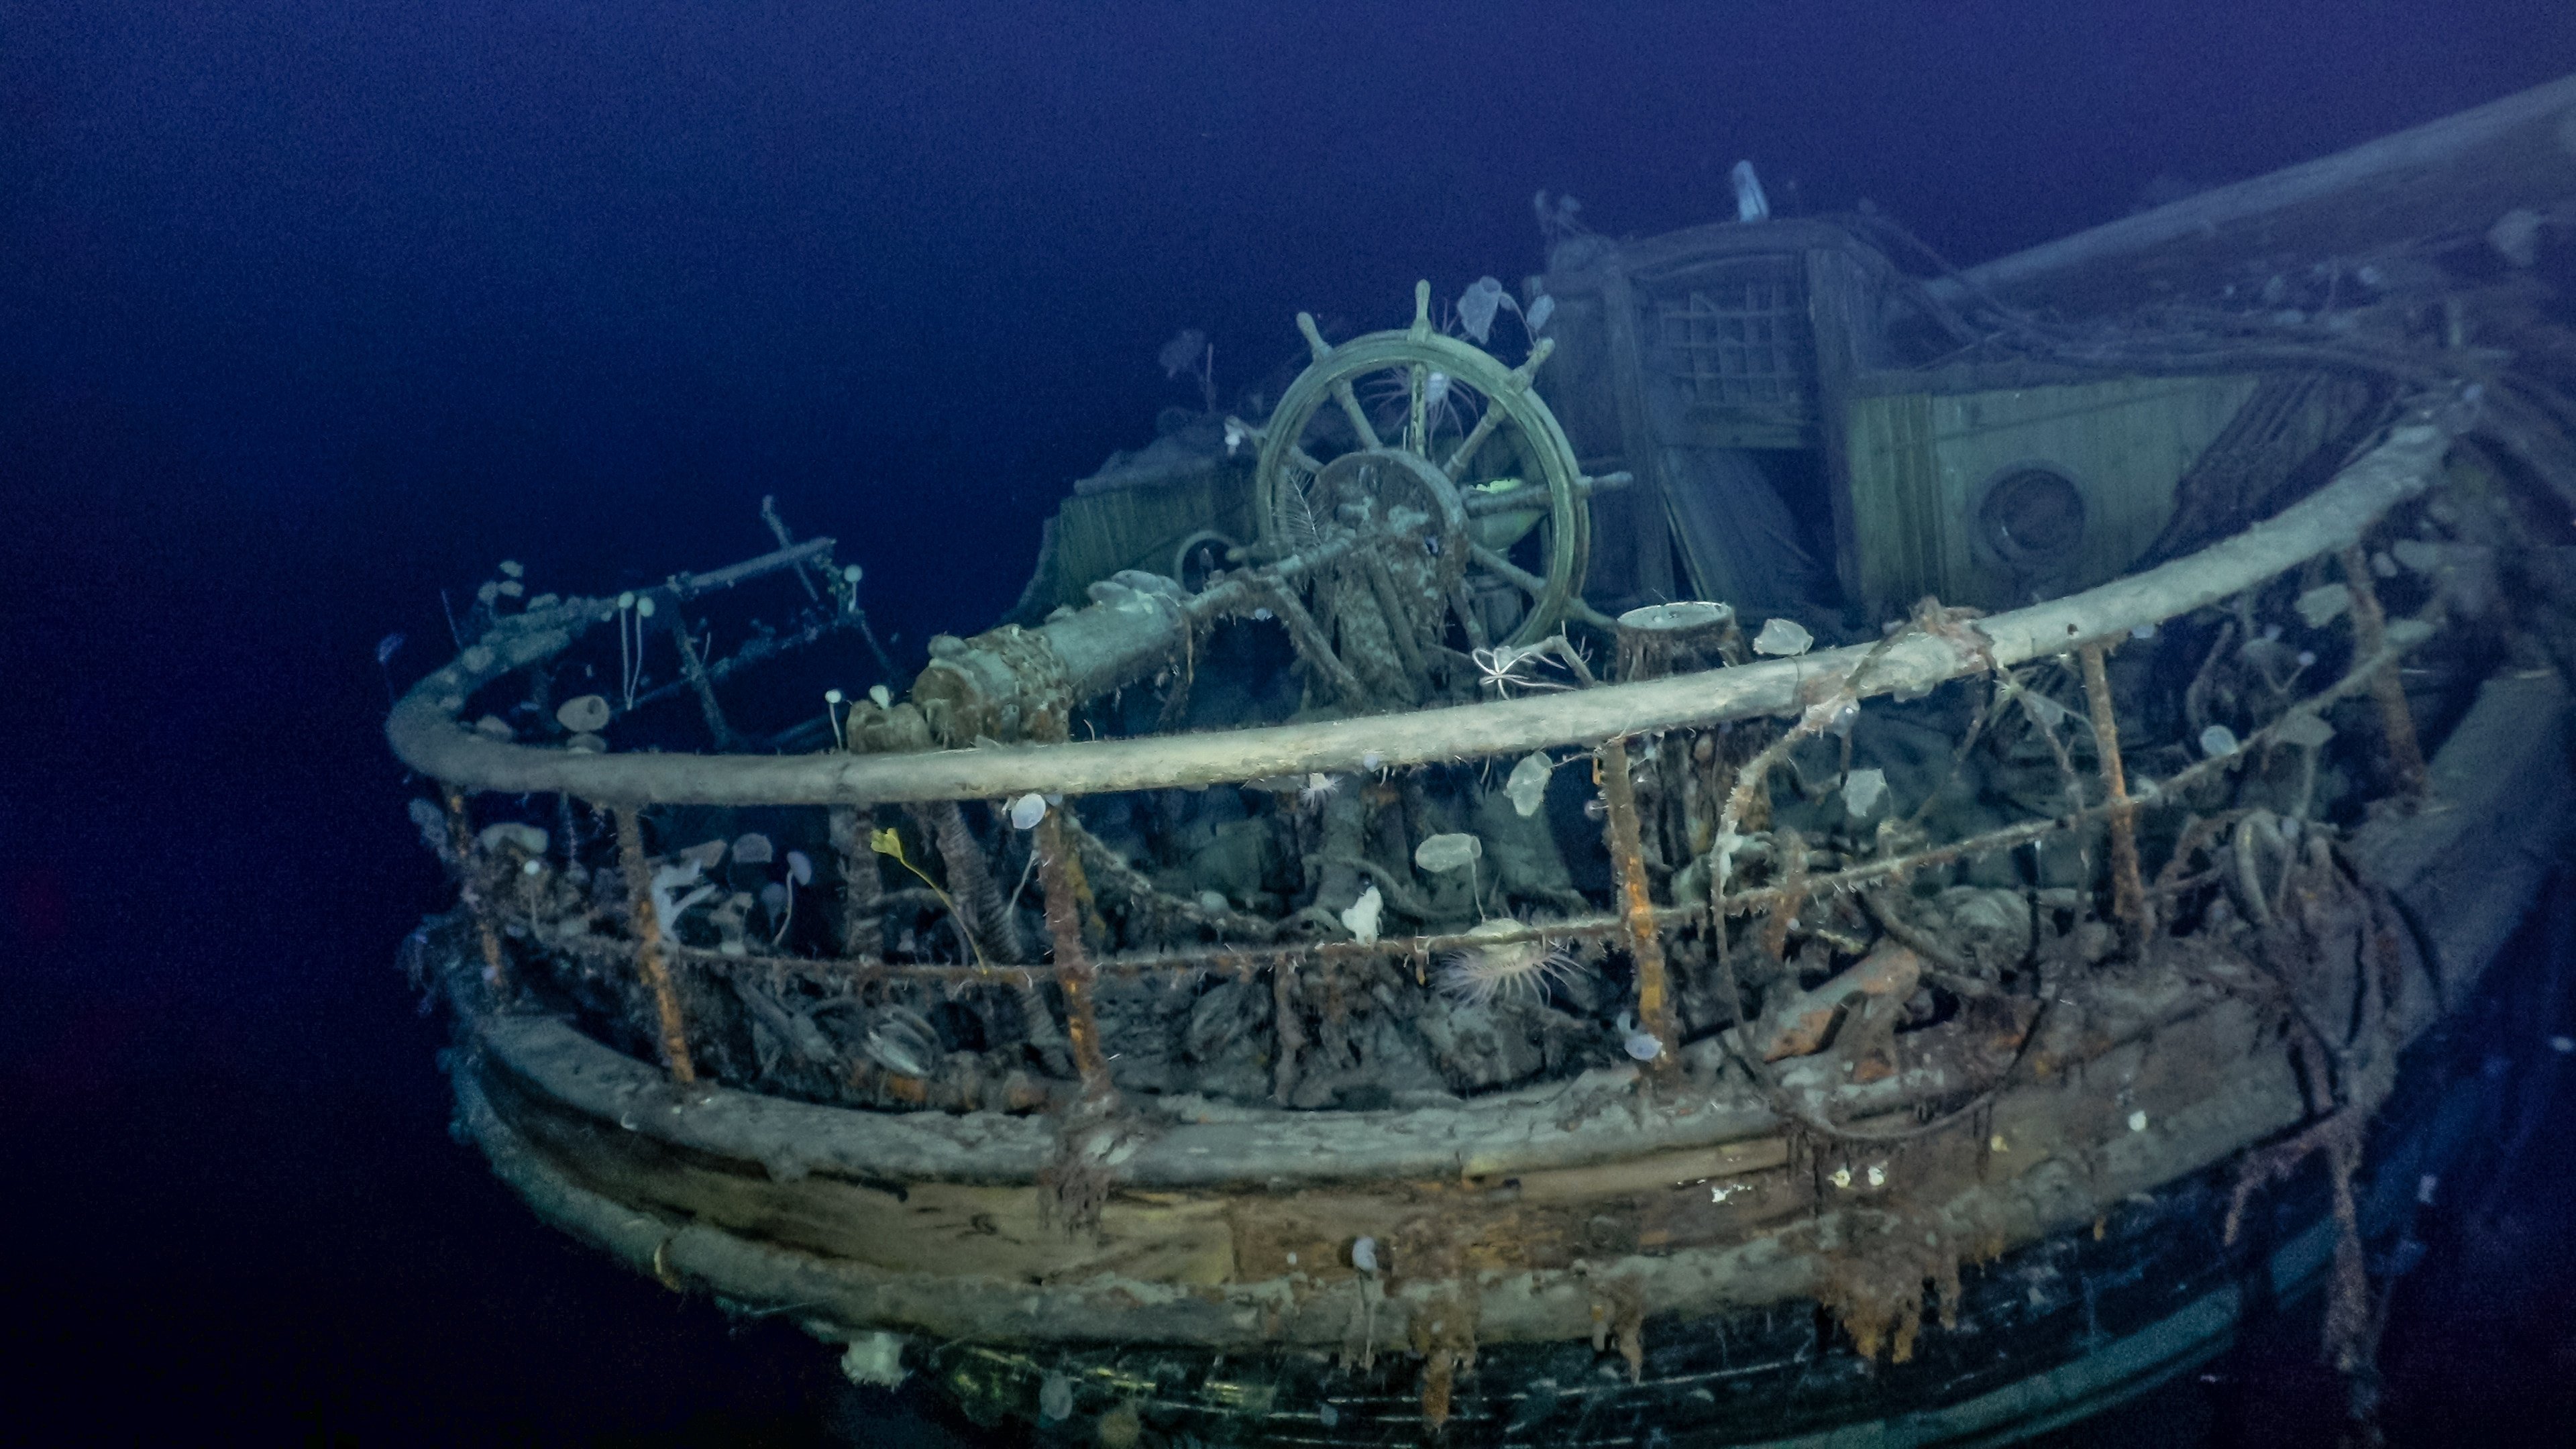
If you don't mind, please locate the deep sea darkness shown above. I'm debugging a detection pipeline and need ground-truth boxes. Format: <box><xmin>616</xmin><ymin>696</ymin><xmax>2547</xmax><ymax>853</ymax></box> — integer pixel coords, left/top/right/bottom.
<box><xmin>7</xmin><ymin>2</ymin><xmax>2576</xmax><ymax>1442</ymax></box>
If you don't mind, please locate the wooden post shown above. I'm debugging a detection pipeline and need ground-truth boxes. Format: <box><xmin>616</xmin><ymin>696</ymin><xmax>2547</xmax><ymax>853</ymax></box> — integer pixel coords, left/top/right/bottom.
<box><xmin>613</xmin><ymin>806</ymin><xmax>698</xmax><ymax>1084</ymax></box>
<box><xmin>1805</xmin><ymin>247</ymin><xmax>1878</xmax><ymax>606</ymax></box>
<box><xmin>1597</xmin><ymin>258</ymin><xmax>1676</xmax><ymax>603</ymax></box>
<box><xmin>1034</xmin><ymin>810</ymin><xmax>1117</xmax><ymax>1101</ymax></box>
<box><xmin>2076</xmin><ymin>643</ymin><xmax>2151</xmax><ymax>934</ymax></box>
<box><xmin>2339</xmin><ymin>547</ymin><xmax>2430</xmax><ymax>798</ymax></box>
<box><xmin>1599</xmin><ymin>736</ymin><xmax>1678</xmax><ymax>1076</ymax></box>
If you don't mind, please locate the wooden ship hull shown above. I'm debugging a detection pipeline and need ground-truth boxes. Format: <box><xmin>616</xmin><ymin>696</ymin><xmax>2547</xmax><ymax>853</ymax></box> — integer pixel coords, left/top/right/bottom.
<box><xmin>393</xmin><ymin>77</ymin><xmax>2576</xmax><ymax>1444</ymax></box>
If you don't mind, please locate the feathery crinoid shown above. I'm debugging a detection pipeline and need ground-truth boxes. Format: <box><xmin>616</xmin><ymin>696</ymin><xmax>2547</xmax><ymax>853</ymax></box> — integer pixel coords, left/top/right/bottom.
<box><xmin>1437</xmin><ymin>919</ymin><xmax>1583</xmax><ymax>1008</ymax></box>
<box><xmin>1276</xmin><ymin>467</ymin><xmax>1324</xmax><ymax>552</ymax></box>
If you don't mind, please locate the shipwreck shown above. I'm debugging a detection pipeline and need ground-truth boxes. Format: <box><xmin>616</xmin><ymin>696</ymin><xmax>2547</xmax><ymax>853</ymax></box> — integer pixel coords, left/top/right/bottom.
<box><xmin>391</xmin><ymin>76</ymin><xmax>2576</xmax><ymax>1444</ymax></box>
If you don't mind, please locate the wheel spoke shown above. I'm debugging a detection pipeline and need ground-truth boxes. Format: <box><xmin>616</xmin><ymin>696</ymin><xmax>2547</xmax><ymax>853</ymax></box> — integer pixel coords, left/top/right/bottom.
<box><xmin>1448</xmin><ymin>581</ymin><xmax>1491</xmax><ymax>651</ymax></box>
<box><xmin>1473</xmin><ymin>541</ymin><xmax>1615</xmax><ymax>631</ymax></box>
<box><xmin>1330</xmin><ymin>379</ymin><xmax>1383</xmax><ymax>451</ymax></box>
<box><xmin>1442</xmin><ymin>405</ymin><xmax>1509</xmax><ymax>480</ymax></box>
<box><xmin>1407</xmin><ymin>364</ymin><xmax>1427</xmax><ymax>456</ymax></box>
<box><xmin>1470</xmin><ymin>540</ymin><xmax>1545</xmax><ymax>598</ymax></box>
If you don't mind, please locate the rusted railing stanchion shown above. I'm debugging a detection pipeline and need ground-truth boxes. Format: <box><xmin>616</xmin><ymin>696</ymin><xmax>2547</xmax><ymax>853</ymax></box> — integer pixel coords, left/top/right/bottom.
<box><xmin>2076</xmin><ymin>643</ymin><xmax>2151</xmax><ymax>934</ymax></box>
<box><xmin>1599</xmin><ymin>736</ymin><xmax>1679</xmax><ymax>1075</ymax></box>
<box><xmin>1034</xmin><ymin>810</ymin><xmax>1118</xmax><ymax>1101</ymax></box>
<box><xmin>828</xmin><ymin>804</ymin><xmax>884</xmax><ymax>958</ymax></box>
<box><xmin>2339</xmin><ymin>546</ymin><xmax>2430</xmax><ymax>798</ymax></box>
<box><xmin>442</xmin><ymin>786</ymin><xmax>513</xmax><ymax>996</ymax></box>
<box><xmin>612</xmin><ymin>806</ymin><xmax>698</xmax><ymax>1084</ymax></box>
<box><xmin>1271</xmin><ymin>959</ymin><xmax>1305</xmax><ymax>1106</ymax></box>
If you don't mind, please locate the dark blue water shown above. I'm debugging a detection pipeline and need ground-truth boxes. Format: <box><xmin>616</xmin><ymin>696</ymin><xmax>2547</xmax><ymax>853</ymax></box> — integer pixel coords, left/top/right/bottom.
<box><xmin>7</xmin><ymin>3</ymin><xmax>2575</xmax><ymax>1441</ymax></box>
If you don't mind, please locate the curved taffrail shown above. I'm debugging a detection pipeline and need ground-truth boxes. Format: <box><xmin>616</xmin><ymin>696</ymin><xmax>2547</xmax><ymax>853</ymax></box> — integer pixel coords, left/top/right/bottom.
<box><xmin>388</xmin><ymin>419</ymin><xmax>2457</xmax><ymax>804</ymax></box>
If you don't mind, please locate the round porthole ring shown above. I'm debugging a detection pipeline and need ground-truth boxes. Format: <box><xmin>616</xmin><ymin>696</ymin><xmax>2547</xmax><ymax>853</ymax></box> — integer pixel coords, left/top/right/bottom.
<box><xmin>1972</xmin><ymin>460</ymin><xmax>2088</xmax><ymax>577</ymax></box>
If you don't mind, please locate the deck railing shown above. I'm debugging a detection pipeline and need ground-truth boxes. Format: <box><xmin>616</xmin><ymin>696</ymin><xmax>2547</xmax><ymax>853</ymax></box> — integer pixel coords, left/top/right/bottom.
<box><xmin>391</xmin><ymin>413</ymin><xmax>2461</xmax><ymax>1107</ymax></box>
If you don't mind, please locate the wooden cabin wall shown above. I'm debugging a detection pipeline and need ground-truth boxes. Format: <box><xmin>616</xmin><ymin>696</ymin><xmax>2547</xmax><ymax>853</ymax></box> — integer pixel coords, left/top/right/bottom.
<box><xmin>1530</xmin><ymin>280</ymin><xmax>1676</xmax><ymax>611</ymax></box>
<box><xmin>1842</xmin><ymin>374</ymin><xmax>2263</xmax><ymax>614</ymax></box>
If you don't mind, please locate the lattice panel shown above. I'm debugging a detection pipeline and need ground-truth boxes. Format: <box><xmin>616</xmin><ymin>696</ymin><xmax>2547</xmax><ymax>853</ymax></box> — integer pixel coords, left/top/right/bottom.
<box><xmin>1654</xmin><ymin>262</ymin><xmax>1813</xmax><ymax>414</ymax></box>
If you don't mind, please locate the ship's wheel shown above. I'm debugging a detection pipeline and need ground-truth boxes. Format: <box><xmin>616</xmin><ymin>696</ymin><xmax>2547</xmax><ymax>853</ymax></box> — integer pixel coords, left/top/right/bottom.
<box><xmin>1246</xmin><ymin>281</ymin><xmax>1592</xmax><ymax>655</ymax></box>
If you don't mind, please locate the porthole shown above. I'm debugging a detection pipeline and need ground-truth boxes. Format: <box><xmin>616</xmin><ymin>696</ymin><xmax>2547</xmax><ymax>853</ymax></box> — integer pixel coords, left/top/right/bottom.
<box><xmin>1976</xmin><ymin>464</ymin><xmax>2087</xmax><ymax>574</ymax></box>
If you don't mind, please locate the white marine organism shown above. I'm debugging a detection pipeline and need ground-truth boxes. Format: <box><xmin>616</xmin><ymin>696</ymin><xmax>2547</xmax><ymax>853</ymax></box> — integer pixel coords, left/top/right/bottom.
<box><xmin>1157</xmin><ymin>327</ymin><xmax>1207</xmax><ymax>380</ymax></box>
<box><xmin>1505</xmin><ymin>752</ymin><xmax>1554</xmax><ymax>818</ymax></box>
<box><xmin>1471</xmin><ymin>641</ymin><xmax>1573</xmax><ymax>697</ymax></box>
<box><xmin>2275</xmin><ymin>712</ymin><xmax>2335</xmax><ymax>749</ymax></box>
<box><xmin>1438</xmin><ymin>918</ymin><xmax>1581</xmax><ymax>1008</ymax></box>
<box><xmin>1752</xmin><ymin>617</ymin><xmax>1813</xmax><ymax>657</ymax></box>
<box><xmin>1339</xmin><ymin>883</ymin><xmax>1384</xmax><ymax>945</ymax></box>
<box><xmin>839</xmin><ymin>1334</ymin><xmax>908</xmax><ymax>1389</ymax></box>
<box><xmin>1457</xmin><ymin>276</ymin><xmax>1507</xmax><ymax>345</ymax></box>
<box><xmin>2294</xmin><ymin>582</ymin><xmax>2351</xmax><ymax>628</ymax></box>
<box><xmin>2490</xmin><ymin>207</ymin><xmax>2542</xmax><ymax>268</ymax></box>
<box><xmin>731</xmin><ymin>833</ymin><xmax>775</xmax><ymax>867</ymax></box>
<box><xmin>648</xmin><ymin>859</ymin><xmax>717</xmax><ymax>945</ymax></box>
<box><xmin>476</xmin><ymin>822</ymin><xmax>548</xmax><ymax>857</ymax></box>
<box><xmin>555</xmin><ymin>694</ymin><xmax>612</xmax><ymax>733</ymax></box>
<box><xmin>1841</xmin><ymin>767</ymin><xmax>1888</xmax><ymax>820</ymax></box>
<box><xmin>1038</xmin><ymin>1374</ymin><xmax>1075</xmax><ymax>1424</ymax></box>
<box><xmin>710</xmin><ymin>892</ymin><xmax>754</xmax><ymax>957</ymax></box>
<box><xmin>2200</xmin><ymin>724</ymin><xmax>2241</xmax><ymax>758</ymax></box>
<box><xmin>1523</xmin><ymin>292</ymin><xmax>1556</xmax><ymax>334</ymax></box>
<box><xmin>770</xmin><ymin>849</ymin><xmax>815</xmax><ymax>945</ymax></box>
<box><xmin>1415</xmin><ymin>833</ymin><xmax>1483</xmax><ymax>873</ymax></box>
<box><xmin>1008</xmin><ymin>792</ymin><xmax>1047</xmax><ymax>830</ymax></box>
<box><xmin>1615</xmin><ymin>1010</ymin><xmax>1660</xmax><ymax>1060</ymax></box>
<box><xmin>2019</xmin><ymin>690</ymin><xmax>2071</xmax><ymax>731</ymax></box>
<box><xmin>1732</xmin><ymin>160</ymin><xmax>1770</xmax><ymax>222</ymax></box>
<box><xmin>1364</xmin><ymin>364</ymin><xmax>1471</xmax><ymax>439</ymax></box>
<box><xmin>1298</xmin><ymin>772</ymin><xmax>1340</xmax><ymax>809</ymax></box>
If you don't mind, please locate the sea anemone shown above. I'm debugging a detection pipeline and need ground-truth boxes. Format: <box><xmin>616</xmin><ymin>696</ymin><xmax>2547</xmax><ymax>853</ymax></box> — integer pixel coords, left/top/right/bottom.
<box><xmin>1437</xmin><ymin>920</ymin><xmax>1582</xmax><ymax>1008</ymax></box>
<box><xmin>1298</xmin><ymin>772</ymin><xmax>1340</xmax><ymax>809</ymax></box>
